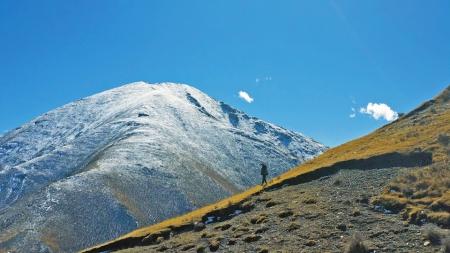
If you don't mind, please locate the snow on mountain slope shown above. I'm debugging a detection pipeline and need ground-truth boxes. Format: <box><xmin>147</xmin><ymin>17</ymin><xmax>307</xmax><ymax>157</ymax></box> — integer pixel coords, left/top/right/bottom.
<box><xmin>0</xmin><ymin>82</ymin><xmax>326</xmax><ymax>252</ymax></box>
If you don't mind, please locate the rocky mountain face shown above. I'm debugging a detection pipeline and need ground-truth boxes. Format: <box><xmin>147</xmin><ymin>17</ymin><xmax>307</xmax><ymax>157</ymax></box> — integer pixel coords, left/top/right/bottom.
<box><xmin>0</xmin><ymin>82</ymin><xmax>326</xmax><ymax>252</ymax></box>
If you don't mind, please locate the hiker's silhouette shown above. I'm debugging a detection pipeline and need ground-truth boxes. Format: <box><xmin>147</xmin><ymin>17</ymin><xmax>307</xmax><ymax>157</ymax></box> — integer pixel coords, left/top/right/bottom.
<box><xmin>260</xmin><ymin>163</ymin><xmax>268</xmax><ymax>186</ymax></box>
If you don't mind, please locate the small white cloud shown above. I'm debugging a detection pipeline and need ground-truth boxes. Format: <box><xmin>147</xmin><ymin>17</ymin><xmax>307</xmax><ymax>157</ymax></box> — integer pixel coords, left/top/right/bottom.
<box><xmin>238</xmin><ymin>91</ymin><xmax>254</xmax><ymax>103</ymax></box>
<box><xmin>360</xmin><ymin>102</ymin><xmax>398</xmax><ymax>121</ymax></box>
<box><xmin>255</xmin><ymin>76</ymin><xmax>272</xmax><ymax>84</ymax></box>
<box><xmin>349</xmin><ymin>107</ymin><xmax>356</xmax><ymax>118</ymax></box>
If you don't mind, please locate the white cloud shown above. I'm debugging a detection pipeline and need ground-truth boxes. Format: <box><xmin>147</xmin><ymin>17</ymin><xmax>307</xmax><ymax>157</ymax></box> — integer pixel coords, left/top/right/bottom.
<box><xmin>360</xmin><ymin>102</ymin><xmax>398</xmax><ymax>121</ymax></box>
<box><xmin>255</xmin><ymin>76</ymin><xmax>272</xmax><ymax>84</ymax></box>
<box><xmin>238</xmin><ymin>91</ymin><xmax>254</xmax><ymax>103</ymax></box>
<box><xmin>349</xmin><ymin>107</ymin><xmax>356</xmax><ymax>118</ymax></box>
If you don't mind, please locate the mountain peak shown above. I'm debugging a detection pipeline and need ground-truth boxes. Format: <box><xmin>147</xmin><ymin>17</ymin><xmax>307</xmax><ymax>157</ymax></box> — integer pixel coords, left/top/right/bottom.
<box><xmin>0</xmin><ymin>81</ymin><xmax>325</xmax><ymax>252</ymax></box>
<box><xmin>110</xmin><ymin>81</ymin><xmax>200</xmax><ymax>94</ymax></box>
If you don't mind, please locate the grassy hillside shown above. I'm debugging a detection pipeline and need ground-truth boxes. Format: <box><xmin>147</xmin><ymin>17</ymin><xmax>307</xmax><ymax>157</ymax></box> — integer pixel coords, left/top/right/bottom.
<box><xmin>83</xmin><ymin>86</ymin><xmax>449</xmax><ymax>253</ymax></box>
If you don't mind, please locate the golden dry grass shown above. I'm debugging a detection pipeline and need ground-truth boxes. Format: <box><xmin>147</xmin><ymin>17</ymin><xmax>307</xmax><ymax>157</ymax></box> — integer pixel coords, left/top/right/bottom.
<box><xmin>373</xmin><ymin>164</ymin><xmax>450</xmax><ymax>226</ymax></box>
<box><xmin>82</xmin><ymin>86</ymin><xmax>449</xmax><ymax>253</ymax></box>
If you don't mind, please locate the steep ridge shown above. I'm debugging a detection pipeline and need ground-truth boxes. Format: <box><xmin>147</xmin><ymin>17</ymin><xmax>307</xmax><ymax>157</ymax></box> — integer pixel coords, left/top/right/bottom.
<box><xmin>84</xmin><ymin>85</ymin><xmax>449</xmax><ymax>252</ymax></box>
<box><xmin>0</xmin><ymin>82</ymin><xmax>326</xmax><ymax>253</ymax></box>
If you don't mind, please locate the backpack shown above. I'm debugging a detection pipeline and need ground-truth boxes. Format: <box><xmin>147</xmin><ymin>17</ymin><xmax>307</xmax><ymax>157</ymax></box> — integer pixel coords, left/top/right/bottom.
<box><xmin>261</xmin><ymin>165</ymin><xmax>268</xmax><ymax>175</ymax></box>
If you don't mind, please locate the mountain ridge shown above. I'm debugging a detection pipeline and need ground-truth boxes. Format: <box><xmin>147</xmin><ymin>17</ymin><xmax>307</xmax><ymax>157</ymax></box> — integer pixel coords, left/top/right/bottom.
<box><xmin>0</xmin><ymin>82</ymin><xmax>326</xmax><ymax>252</ymax></box>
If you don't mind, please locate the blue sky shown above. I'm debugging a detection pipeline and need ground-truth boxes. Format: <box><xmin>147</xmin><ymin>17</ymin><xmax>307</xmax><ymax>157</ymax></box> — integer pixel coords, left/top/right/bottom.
<box><xmin>1</xmin><ymin>1</ymin><xmax>449</xmax><ymax>147</ymax></box>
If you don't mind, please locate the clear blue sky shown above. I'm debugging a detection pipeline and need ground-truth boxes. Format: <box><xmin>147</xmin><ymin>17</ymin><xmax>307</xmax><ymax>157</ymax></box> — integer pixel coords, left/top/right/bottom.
<box><xmin>1</xmin><ymin>1</ymin><xmax>449</xmax><ymax>147</ymax></box>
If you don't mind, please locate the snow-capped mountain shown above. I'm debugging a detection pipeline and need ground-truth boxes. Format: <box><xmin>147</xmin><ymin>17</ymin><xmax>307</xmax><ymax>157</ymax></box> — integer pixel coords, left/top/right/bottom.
<box><xmin>0</xmin><ymin>82</ymin><xmax>326</xmax><ymax>252</ymax></box>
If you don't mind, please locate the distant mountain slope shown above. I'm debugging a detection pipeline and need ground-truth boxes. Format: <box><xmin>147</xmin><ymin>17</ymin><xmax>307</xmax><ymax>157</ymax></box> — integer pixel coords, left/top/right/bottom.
<box><xmin>0</xmin><ymin>82</ymin><xmax>326</xmax><ymax>252</ymax></box>
<box><xmin>84</xmin><ymin>86</ymin><xmax>449</xmax><ymax>253</ymax></box>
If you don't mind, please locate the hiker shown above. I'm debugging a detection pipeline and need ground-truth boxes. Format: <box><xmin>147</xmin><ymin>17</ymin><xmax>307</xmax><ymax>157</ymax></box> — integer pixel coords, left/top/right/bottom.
<box><xmin>260</xmin><ymin>163</ymin><xmax>268</xmax><ymax>186</ymax></box>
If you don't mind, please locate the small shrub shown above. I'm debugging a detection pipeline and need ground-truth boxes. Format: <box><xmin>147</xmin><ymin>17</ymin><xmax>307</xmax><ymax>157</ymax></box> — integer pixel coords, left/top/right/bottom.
<box><xmin>423</xmin><ymin>226</ymin><xmax>442</xmax><ymax>245</ymax></box>
<box><xmin>401</xmin><ymin>187</ymin><xmax>414</xmax><ymax>197</ymax></box>
<box><xmin>404</xmin><ymin>174</ymin><xmax>417</xmax><ymax>183</ymax></box>
<box><xmin>196</xmin><ymin>245</ymin><xmax>206</xmax><ymax>253</ymax></box>
<box><xmin>344</xmin><ymin>233</ymin><xmax>368</xmax><ymax>253</ymax></box>
<box><xmin>333</xmin><ymin>178</ymin><xmax>342</xmax><ymax>186</ymax></box>
<box><xmin>438</xmin><ymin>134</ymin><xmax>450</xmax><ymax>147</ymax></box>
<box><xmin>416</xmin><ymin>181</ymin><xmax>430</xmax><ymax>191</ymax></box>
<box><xmin>303</xmin><ymin>198</ymin><xmax>317</xmax><ymax>204</ymax></box>
<box><xmin>209</xmin><ymin>239</ymin><xmax>220</xmax><ymax>251</ymax></box>
<box><xmin>371</xmin><ymin>195</ymin><xmax>407</xmax><ymax>213</ymax></box>
<box><xmin>443</xmin><ymin>237</ymin><xmax>450</xmax><ymax>253</ymax></box>
<box><xmin>426</xmin><ymin>212</ymin><xmax>450</xmax><ymax>228</ymax></box>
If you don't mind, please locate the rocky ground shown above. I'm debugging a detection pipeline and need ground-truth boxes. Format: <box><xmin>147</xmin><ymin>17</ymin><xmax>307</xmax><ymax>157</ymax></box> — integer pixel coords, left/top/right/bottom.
<box><xmin>117</xmin><ymin>166</ymin><xmax>450</xmax><ymax>253</ymax></box>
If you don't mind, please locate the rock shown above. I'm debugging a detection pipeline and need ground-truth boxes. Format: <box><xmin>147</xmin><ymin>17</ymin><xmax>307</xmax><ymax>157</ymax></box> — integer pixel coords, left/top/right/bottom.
<box><xmin>181</xmin><ymin>244</ymin><xmax>195</xmax><ymax>251</ymax></box>
<box><xmin>357</xmin><ymin>195</ymin><xmax>370</xmax><ymax>204</ymax></box>
<box><xmin>255</xmin><ymin>226</ymin><xmax>269</xmax><ymax>234</ymax></box>
<box><xmin>157</xmin><ymin>245</ymin><xmax>168</xmax><ymax>252</ymax></box>
<box><xmin>305</xmin><ymin>240</ymin><xmax>316</xmax><ymax>246</ymax></box>
<box><xmin>196</xmin><ymin>245</ymin><xmax>206</xmax><ymax>253</ymax></box>
<box><xmin>241</xmin><ymin>201</ymin><xmax>256</xmax><ymax>210</ymax></box>
<box><xmin>369</xmin><ymin>231</ymin><xmax>384</xmax><ymax>238</ymax></box>
<box><xmin>258</xmin><ymin>247</ymin><xmax>269</xmax><ymax>253</ymax></box>
<box><xmin>142</xmin><ymin>234</ymin><xmax>156</xmax><ymax>245</ymax></box>
<box><xmin>138</xmin><ymin>112</ymin><xmax>150</xmax><ymax>117</ymax></box>
<box><xmin>278</xmin><ymin>210</ymin><xmax>294</xmax><ymax>218</ymax></box>
<box><xmin>303</xmin><ymin>212</ymin><xmax>321</xmax><ymax>219</ymax></box>
<box><xmin>333</xmin><ymin>179</ymin><xmax>342</xmax><ymax>186</ymax></box>
<box><xmin>156</xmin><ymin>236</ymin><xmax>165</xmax><ymax>244</ymax></box>
<box><xmin>288</xmin><ymin>222</ymin><xmax>301</xmax><ymax>231</ymax></box>
<box><xmin>228</xmin><ymin>239</ymin><xmax>236</xmax><ymax>245</ymax></box>
<box><xmin>219</xmin><ymin>223</ymin><xmax>232</xmax><ymax>231</ymax></box>
<box><xmin>250</xmin><ymin>215</ymin><xmax>267</xmax><ymax>224</ymax></box>
<box><xmin>141</xmin><ymin>228</ymin><xmax>171</xmax><ymax>245</ymax></box>
<box><xmin>194</xmin><ymin>222</ymin><xmax>206</xmax><ymax>232</ymax></box>
<box><xmin>256</xmin><ymin>197</ymin><xmax>272</xmax><ymax>202</ymax></box>
<box><xmin>336</xmin><ymin>223</ymin><xmax>347</xmax><ymax>231</ymax></box>
<box><xmin>201</xmin><ymin>232</ymin><xmax>216</xmax><ymax>238</ymax></box>
<box><xmin>209</xmin><ymin>239</ymin><xmax>220</xmax><ymax>251</ymax></box>
<box><xmin>244</xmin><ymin>234</ymin><xmax>262</xmax><ymax>243</ymax></box>
<box><xmin>352</xmin><ymin>209</ymin><xmax>362</xmax><ymax>216</ymax></box>
<box><xmin>303</xmin><ymin>198</ymin><xmax>317</xmax><ymax>204</ymax></box>
<box><xmin>266</xmin><ymin>201</ymin><xmax>278</xmax><ymax>208</ymax></box>
<box><xmin>236</xmin><ymin>226</ymin><xmax>250</xmax><ymax>232</ymax></box>
<box><xmin>424</xmin><ymin>240</ymin><xmax>431</xmax><ymax>246</ymax></box>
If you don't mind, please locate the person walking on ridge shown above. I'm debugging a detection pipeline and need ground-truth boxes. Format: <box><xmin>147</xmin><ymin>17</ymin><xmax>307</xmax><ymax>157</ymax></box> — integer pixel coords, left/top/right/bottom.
<box><xmin>260</xmin><ymin>163</ymin><xmax>268</xmax><ymax>186</ymax></box>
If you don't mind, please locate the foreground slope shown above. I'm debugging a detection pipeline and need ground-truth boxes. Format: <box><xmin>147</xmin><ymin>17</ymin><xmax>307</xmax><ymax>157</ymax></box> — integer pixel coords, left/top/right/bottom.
<box><xmin>0</xmin><ymin>82</ymin><xmax>326</xmax><ymax>252</ymax></box>
<box><xmin>85</xmin><ymin>85</ymin><xmax>449</xmax><ymax>252</ymax></box>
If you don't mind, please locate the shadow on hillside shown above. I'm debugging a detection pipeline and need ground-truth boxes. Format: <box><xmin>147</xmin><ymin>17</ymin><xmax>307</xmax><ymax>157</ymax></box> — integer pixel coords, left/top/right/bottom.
<box><xmin>266</xmin><ymin>151</ymin><xmax>432</xmax><ymax>191</ymax></box>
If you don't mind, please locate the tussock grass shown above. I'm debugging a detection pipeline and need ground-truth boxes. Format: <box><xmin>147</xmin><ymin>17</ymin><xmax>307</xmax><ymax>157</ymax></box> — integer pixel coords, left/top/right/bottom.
<box><xmin>374</xmin><ymin>164</ymin><xmax>450</xmax><ymax>227</ymax></box>
<box><xmin>423</xmin><ymin>226</ymin><xmax>443</xmax><ymax>245</ymax></box>
<box><xmin>443</xmin><ymin>237</ymin><xmax>450</xmax><ymax>253</ymax></box>
<box><xmin>344</xmin><ymin>233</ymin><xmax>369</xmax><ymax>253</ymax></box>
